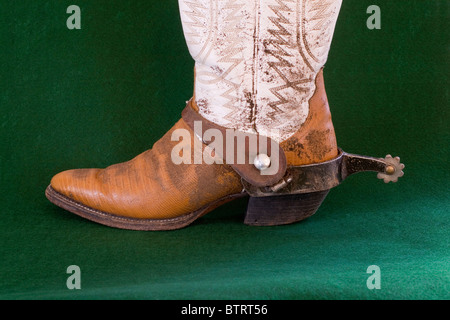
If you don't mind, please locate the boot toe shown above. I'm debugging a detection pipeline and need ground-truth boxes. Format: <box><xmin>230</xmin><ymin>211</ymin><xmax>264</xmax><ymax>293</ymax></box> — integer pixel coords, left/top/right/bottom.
<box><xmin>49</xmin><ymin>168</ymin><xmax>102</xmax><ymax>207</ymax></box>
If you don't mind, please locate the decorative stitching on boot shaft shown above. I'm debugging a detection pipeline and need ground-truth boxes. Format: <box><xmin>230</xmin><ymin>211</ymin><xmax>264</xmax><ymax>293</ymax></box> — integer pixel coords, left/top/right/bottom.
<box><xmin>178</xmin><ymin>0</ymin><xmax>342</xmax><ymax>142</ymax></box>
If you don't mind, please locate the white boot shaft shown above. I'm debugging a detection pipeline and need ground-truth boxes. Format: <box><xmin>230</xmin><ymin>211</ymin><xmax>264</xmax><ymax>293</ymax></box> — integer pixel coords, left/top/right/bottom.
<box><xmin>179</xmin><ymin>0</ymin><xmax>342</xmax><ymax>142</ymax></box>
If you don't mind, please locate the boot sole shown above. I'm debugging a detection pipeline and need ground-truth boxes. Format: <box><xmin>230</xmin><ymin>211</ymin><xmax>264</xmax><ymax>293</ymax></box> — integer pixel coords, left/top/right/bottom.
<box><xmin>45</xmin><ymin>185</ymin><xmax>247</xmax><ymax>231</ymax></box>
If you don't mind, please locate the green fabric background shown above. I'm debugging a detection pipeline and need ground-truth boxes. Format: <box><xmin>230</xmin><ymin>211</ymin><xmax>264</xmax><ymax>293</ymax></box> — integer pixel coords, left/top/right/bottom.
<box><xmin>1</xmin><ymin>0</ymin><xmax>448</xmax><ymax>300</ymax></box>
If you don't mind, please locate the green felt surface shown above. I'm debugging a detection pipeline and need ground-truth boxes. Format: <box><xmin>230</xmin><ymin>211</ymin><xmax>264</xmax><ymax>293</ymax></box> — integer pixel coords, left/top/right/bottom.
<box><xmin>1</xmin><ymin>0</ymin><xmax>449</xmax><ymax>300</ymax></box>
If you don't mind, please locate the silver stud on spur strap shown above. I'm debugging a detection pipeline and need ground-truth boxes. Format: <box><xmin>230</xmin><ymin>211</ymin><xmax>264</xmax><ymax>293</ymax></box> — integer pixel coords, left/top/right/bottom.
<box><xmin>253</xmin><ymin>154</ymin><xmax>271</xmax><ymax>171</ymax></box>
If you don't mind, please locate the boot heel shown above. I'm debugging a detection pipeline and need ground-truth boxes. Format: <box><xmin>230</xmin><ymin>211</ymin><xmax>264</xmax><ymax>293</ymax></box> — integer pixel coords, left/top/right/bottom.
<box><xmin>244</xmin><ymin>190</ymin><xmax>329</xmax><ymax>226</ymax></box>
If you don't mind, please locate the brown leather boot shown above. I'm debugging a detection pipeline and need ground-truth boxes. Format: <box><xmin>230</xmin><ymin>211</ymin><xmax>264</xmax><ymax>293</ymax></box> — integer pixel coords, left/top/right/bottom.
<box><xmin>46</xmin><ymin>70</ymin><xmax>331</xmax><ymax>229</ymax></box>
<box><xmin>45</xmin><ymin>70</ymin><xmax>403</xmax><ymax>230</ymax></box>
<box><xmin>46</xmin><ymin>1</ymin><xmax>404</xmax><ymax>230</ymax></box>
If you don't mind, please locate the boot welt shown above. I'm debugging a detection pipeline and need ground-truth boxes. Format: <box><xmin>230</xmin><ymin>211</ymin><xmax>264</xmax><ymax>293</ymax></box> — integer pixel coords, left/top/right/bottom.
<box><xmin>45</xmin><ymin>185</ymin><xmax>247</xmax><ymax>231</ymax></box>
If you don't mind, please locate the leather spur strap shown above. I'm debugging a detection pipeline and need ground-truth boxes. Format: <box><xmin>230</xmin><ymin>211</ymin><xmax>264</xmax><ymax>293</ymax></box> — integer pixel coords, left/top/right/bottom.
<box><xmin>181</xmin><ymin>100</ymin><xmax>287</xmax><ymax>188</ymax></box>
<box><xmin>182</xmin><ymin>100</ymin><xmax>405</xmax><ymax>195</ymax></box>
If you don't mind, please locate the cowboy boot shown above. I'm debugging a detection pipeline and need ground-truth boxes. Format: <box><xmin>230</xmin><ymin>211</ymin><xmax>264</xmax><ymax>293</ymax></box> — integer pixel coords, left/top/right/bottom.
<box><xmin>46</xmin><ymin>0</ymin><xmax>404</xmax><ymax>230</ymax></box>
